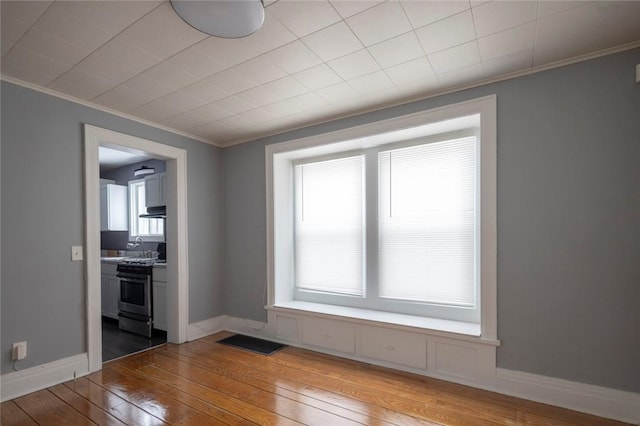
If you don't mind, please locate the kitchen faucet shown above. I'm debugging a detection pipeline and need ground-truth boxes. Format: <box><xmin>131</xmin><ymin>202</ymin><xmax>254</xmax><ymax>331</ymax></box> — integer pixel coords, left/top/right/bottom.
<box><xmin>134</xmin><ymin>236</ymin><xmax>144</xmax><ymax>257</ymax></box>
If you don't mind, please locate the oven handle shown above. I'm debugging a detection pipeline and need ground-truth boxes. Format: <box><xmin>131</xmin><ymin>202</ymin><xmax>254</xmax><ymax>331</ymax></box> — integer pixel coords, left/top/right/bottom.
<box><xmin>117</xmin><ymin>272</ymin><xmax>149</xmax><ymax>280</ymax></box>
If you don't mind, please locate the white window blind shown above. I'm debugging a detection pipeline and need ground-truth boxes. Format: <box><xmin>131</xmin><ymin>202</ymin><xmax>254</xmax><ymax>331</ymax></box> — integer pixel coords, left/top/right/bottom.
<box><xmin>378</xmin><ymin>137</ymin><xmax>477</xmax><ymax>306</ymax></box>
<box><xmin>294</xmin><ymin>156</ymin><xmax>365</xmax><ymax>296</ymax></box>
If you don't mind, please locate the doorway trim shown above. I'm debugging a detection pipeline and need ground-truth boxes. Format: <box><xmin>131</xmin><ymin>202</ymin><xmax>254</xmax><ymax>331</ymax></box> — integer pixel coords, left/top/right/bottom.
<box><xmin>84</xmin><ymin>124</ymin><xmax>189</xmax><ymax>372</ymax></box>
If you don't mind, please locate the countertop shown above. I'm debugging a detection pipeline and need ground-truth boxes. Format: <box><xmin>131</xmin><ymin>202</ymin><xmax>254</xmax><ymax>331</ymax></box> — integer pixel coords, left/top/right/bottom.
<box><xmin>101</xmin><ymin>257</ymin><xmax>166</xmax><ymax>266</ymax></box>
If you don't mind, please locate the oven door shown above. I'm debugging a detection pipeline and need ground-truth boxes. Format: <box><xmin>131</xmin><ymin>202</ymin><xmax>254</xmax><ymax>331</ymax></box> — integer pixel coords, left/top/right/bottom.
<box><xmin>118</xmin><ymin>276</ymin><xmax>151</xmax><ymax>317</ymax></box>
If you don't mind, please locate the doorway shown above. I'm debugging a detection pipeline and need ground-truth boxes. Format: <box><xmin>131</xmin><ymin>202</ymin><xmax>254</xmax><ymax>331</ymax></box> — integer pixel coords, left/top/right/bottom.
<box><xmin>84</xmin><ymin>125</ymin><xmax>189</xmax><ymax>373</ymax></box>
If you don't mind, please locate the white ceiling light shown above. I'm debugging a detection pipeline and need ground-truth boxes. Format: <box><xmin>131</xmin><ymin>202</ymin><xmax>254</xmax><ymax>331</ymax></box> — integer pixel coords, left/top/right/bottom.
<box><xmin>170</xmin><ymin>0</ymin><xmax>264</xmax><ymax>39</ymax></box>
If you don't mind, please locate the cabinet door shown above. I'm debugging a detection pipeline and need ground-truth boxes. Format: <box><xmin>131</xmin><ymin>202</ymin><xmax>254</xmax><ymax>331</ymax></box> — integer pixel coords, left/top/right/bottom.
<box><xmin>101</xmin><ymin>274</ymin><xmax>120</xmax><ymax>320</ymax></box>
<box><xmin>145</xmin><ymin>173</ymin><xmax>166</xmax><ymax>208</ymax></box>
<box><xmin>100</xmin><ymin>184</ymin><xmax>128</xmax><ymax>231</ymax></box>
<box><xmin>153</xmin><ymin>281</ymin><xmax>167</xmax><ymax>331</ymax></box>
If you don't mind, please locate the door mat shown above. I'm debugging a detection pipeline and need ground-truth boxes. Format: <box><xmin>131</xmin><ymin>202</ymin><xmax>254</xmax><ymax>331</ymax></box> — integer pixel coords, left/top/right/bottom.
<box><xmin>217</xmin><ymin>334</ymin><xmax>286</xmax><ymax>356</ymax></box>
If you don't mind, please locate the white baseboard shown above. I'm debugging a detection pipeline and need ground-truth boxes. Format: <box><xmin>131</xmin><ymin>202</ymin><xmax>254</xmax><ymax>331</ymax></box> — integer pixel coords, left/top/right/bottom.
<box><xmin>1</xmin><ymin>353</ymin><xmax>89</xmax><ymax>402</ymax></box>
<box><xmin>490</xmin><ymin>368</ymin><xmax>640</xmax><ymax>425</ymax></box>
<box><xmin>186</xmin><ymin>315</ymin><xmax>228</xmax><ymax>341</ymax></box>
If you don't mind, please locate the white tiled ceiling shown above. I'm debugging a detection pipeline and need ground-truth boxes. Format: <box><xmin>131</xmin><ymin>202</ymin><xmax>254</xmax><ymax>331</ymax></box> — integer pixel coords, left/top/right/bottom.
<box><xmin>1</xmin><ymin>0</ymin><xmax>639</xmax><ymax>147</ymax></box>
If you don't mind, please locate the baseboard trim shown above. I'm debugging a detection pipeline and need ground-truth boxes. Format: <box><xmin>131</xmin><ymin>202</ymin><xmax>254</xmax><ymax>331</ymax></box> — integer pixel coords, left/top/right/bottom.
<box><xmin>0</xmin><ymin>353</ymin><xmax>89</xmax><ymax>402</ymax></box>
<box><xmin>187</xmin><ymin>315</ymin><xmax>228</xmax><ymax>341</ymax></box>
<box><xmin>490</xmin><ymin>368</ymin><xmax>640</xmax><ymax>425</ymax></box>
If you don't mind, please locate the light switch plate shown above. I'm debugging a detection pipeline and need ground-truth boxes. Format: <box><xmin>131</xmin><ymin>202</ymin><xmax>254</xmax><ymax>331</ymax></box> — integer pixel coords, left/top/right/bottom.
<box><xmin>71</xmin><ymin>245</ymin><xmax>83</xmax><ymax>261</ymax></box>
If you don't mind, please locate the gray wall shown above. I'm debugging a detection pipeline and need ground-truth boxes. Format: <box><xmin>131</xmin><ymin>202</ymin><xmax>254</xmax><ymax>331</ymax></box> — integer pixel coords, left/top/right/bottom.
<box><xmin>1</xmin><ymin>81</ymin><xmax>224</xmax><ymax>374</ymax></box>
<box><xmin>223</xmin><ymin>48</ymin><xmax>640</xmax><ymax>392</ymax></box>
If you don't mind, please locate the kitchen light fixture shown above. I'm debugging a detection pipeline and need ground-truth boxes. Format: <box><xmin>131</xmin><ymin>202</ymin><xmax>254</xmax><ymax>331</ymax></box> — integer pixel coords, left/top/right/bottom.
<box><xmin>170</xmin><ymin>0</ymin><xmax>264</xmax><ymax>39</ymax></box>
<box><xmin>134</xmin><ymin>166</ymin><xmax>155</xmax><ymax>177</ymax></box>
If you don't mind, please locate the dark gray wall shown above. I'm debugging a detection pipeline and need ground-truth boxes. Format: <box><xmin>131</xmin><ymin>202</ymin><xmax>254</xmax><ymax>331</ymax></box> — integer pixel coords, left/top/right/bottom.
<box><xmin>222</xmin><ymin>48</ymin><xmax>640</xmax><ymax>392</ymax></box>
<box><xmin>100</xmin><ymin>159</ymin><xmax>167</xmax><ymax>251</ymax></box>
<box><xmin>1</xmin><ymin>81</ymin><xmax>224</xmax><ymax>374</ymax></box>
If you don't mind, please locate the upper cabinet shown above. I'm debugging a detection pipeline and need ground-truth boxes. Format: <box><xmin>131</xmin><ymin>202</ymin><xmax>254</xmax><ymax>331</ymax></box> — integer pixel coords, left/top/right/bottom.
<box><xmin>100</xmin><ymin>184</ymin><xmax>128</xmax><ymax>231</ymax></box>
<box><xmin>145</xmin><ymin>172</ymin><xmax>167</xmax><ymax>208</ymax></box>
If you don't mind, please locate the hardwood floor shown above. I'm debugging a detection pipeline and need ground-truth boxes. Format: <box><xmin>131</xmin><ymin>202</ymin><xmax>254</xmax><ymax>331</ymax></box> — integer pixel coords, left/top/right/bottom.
<box><xmin>1</xmin><ymin>331</ymin><xmax>629</xmax><ymax>426</ymax></box>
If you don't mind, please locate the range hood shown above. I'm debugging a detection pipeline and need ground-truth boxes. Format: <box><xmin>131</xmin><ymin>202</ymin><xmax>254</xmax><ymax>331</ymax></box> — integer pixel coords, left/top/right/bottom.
<box><xmin>139</xmin><ymin>206</ymin><xmax>166</xmax><ymax>219</ymax></box>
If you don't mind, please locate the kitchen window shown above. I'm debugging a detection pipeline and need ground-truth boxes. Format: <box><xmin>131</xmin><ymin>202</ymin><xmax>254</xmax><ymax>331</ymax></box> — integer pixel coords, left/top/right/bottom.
<box><xmin>267</xmin><ymin>96</ymin><xmax>497</xmax><ymax>336</ymax></box>
<box><xmin>128</xmin><ymin>179</ymin><xmax>164</xmax><ymax>241</ymax></box>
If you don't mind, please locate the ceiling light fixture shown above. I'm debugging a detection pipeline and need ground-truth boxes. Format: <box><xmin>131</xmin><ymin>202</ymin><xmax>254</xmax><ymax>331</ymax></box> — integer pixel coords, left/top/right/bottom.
<box><xmin>134</xmin><ymin>166</ymin><xmax>155</xmax><ymax>177</ymax></box>
<box><xmin>170</xmin><ymin>0</ymin><xmax>264</xmax><ymax>39</ymax></box>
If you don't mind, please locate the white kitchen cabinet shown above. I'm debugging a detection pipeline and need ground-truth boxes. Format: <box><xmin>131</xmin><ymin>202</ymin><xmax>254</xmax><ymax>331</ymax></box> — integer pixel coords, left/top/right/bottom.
<box><xmin>144</xmin><ymin>173</ymin><xmax>166</xmax><ymax>208</ymax></box>
<box><xmin>101</xmin><ymin>263</ymin><xmax>119</xmax><ymax>320</ymax></box>
<box><xmin>100</xmin><ymin>184</ymin><xmax>128</xmax><ymax>231</ymax></box>
<box><xmin>153</xmin><ymin>266</ymin><xmax>167</xmax><ymax>331</ymax></box>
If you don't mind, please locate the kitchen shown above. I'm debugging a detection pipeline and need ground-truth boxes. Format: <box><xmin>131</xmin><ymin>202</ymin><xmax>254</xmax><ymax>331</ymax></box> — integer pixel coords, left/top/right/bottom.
<box><xmin>99</xmin><ymin>148</ymin><xmax>168</xmax><ymax>361</ymax></box>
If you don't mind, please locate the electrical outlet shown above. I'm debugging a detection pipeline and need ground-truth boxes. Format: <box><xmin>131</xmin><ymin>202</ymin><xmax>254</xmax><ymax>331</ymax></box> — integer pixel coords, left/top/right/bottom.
<box><xmin>12</xmin><ymin>341</ymin><xmax>27</xmax><ymax>360</ymax></box>
<box><xmin>71</xmin><ymin>245</ymin><xmax>83</xmax><ymax>261</ymax></box>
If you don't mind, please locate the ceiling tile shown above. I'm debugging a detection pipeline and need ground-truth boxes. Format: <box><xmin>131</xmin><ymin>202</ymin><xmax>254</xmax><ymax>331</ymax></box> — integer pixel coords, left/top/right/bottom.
<box><xmin>428</xmin><ymin>41</ymin><xmax>481</xmax><ymax>74</ymax></box>
<box><xmin>205</xmin><ymin>68</ymin><xmax>261</xmax><ymax>95</ymax></box>
<box><xmin>236</xmin><ymin>107</ymin><xmax>277</xmax><ymax>125</ymax></box>
<box><xmin>346</xmin><ymin>1</ymin><xmax>413</xmax><ymax>46</ymax></box>
<box><xmin>130</xmin><ymin>99</ymin><xmax>184</xmax><ymax>122</ymax></box>
<box><xmin>116</xmin><ymin>2</ymin><xmax>207</xmax><ymax>60</ymax></box>
<box><xmin>436</xmin><ymin>62</ymin><xmax>487</xmax><ymax>87</ymax></box>
<box><xmin>93</xmin><ymin>85</ymin><xmax>157</xmax><ymax>112</ymax></box>
<box><xmin>1</xmin><ymin>1</ymin><xmax>52</xmax><ymax>24</ymax></box>
<box><xmin>164</xmin><ymin>104</ymin><xmax>232</xmax><ymax>130</ymax></box>
<box><xmin>13</xmin><ymin>28</ymin><xmax>90</xmax><ymax>67</ymax></box>
<box><xmin>329</xmin><ymin>1</ymin><xmax>383</xmax><ymax>19</ymax></box>
<box><xmin>54</xmin><ymin>1</ymin><xmax>161</xmax><ymax>36</ymax></box>
<box><xmin>140</xmin><ymin>62</ymin><xmax>201</xmax><ymax>91</ymax></box>
<box><xmin>239</xmin><ymin>77</ymin><xmax>309</xmax><ymax>106</ymax></box>
<box><xmin>122</xmin><ymin>74</ymin><xmax>174</xmax><ymax>100</ymax></box>
<box><xmin>263</xmin><ymin>92</ymin><xmax>328</xmax><ymax>116</ymax></box>
<box><xmin>262</xmin><ymin>41</ymin><xmax>323</xmax><ymax>75</ymax></box>
<box><xmin>368</xmin><ymin>31</ymin><xmax>425</xmax><ymax>69</ymax></box>
<box><xmin>302</xmin><ymin>22</ymin><xmax>364</xmax><ymax>62</ymax></box>
<box><xmin>385</xmin><ymin>57</ymin><xmax>437</xmax><ymax>87</ymax></box>
<box><xmin>162</xmin><ymin>42</ymin><xmax>229</xmax><ymax>79</ymax></box>
<box><xmin>482</xmin><ymin>48</ymin><xmax>534</xmax><ymax>76</ymax></box>
<box><xmin>395</xmin><ymin>78</ymin><xmax>440</xmax><ymax>98</ymax></box>
<box><xmin>400</xmin><ymin>0</ymin><xmax>470</xmax><ymax>29</ymax></box>
<box><xmin>242</xmin><ymin>10</ymin><xmax>297</xmax><ymax>53</ymax></box>
<box><xmin>537</xmin><ymin>1</ymin><xmax>584</xmax><ymax>19</ymax></box>
<box><xmin>212</xmin><ymin>96</ymin><xmax>257</xmax><ymax>115</ymax></box>
<box><xmin>347</xmin><ymin>70</ymin><xmax>395</xmax><ymax>95</ymax></box>
<box><xmin>477</xmin><ymin>22</ymin><xmax>536</xmax><ymax>61</ymax></box>
<box><xmin>215</xmin><ymin>115</ymin><xmax>254</xmax><ymax>131</ymax></box>
<box><xmin>268</xmin><ymin>0</ymin><xmax>341</xmax><ymax>38</ymax></box>
<box><xmin>472</xmin><ymin>1</ymin><xmax>538</xmax><ymax>37</ymax></box>
<box><xmin>533</xmin><ymin>2</ymin><xmax>640</xmax><ymax>66</ymax></box>
<box><xmin>233</xmin><ymin>54</ymin><xmax>289</xmax><ymax>85</ymax></box>
<box><xmin>181</xmin><ymin>80</ymin><xmax>230</xmax><ymax>103</ymax></box>
<box><xmin>292</xmin><ymin>64</ymin><xmax>343</xmax><ymax>91</ymax></box>
<box><xmin>48</xmin><ymin>68</ymin><xmax>118</xmax><ymax>100</ymax></box>
<box><xmin>157</xmin><ymin>90</ymin><xmax>208</xmax><ymax>112</ymax></box>
<box><xmin>90</xmin><ymin>39</ymin><xmax>162</xmax><ymax>76</ymax></box>
<box><xmin>33</xmin><ymin>3</ymin><xmax>114</xmax><ymax>52</ymax></box>
<box><xmin>73</xmin><ymin>53</ymin><xmax>142</xmax><ymax>86</ymax></box>
<box><xmin>1</xmin><ymin>14</ymin><xmax>32</xmax><ymax>55</ymax></box>
<box><xmin>415</xmin><ymin>10</ymin><xmax>476</xmax><ymax>54</ymax></box>
<box><xmin>197</xmin><ymin>37</ymin><xmax>261</xmax><ymax>69</ymax></box>
<box><xmin>1</xmin><ymin>46</ymin><xmax>69</xmax><ymax>85</ymax></box>
<box><xmin>315</xmin><ymin>82</ymin><xmax>360</xmax><ymax>104</ymax></box>
<box><xmin>328</xmin><ymin>49</ymin><xmax>381</xmax><ymax>81</ymax></box>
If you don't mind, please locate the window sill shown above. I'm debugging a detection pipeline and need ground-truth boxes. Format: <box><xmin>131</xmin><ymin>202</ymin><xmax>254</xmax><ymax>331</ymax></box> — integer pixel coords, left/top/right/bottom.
<box><xmin>269</xmin><ymin>301</ymin><xmax>496</xmax><ymax>344</ymax></box>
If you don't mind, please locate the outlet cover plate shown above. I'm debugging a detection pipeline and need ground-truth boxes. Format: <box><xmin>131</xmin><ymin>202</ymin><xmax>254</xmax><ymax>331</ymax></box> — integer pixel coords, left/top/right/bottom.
<box><xmin>71</xmin><ymin>245</ymin><xmax>83</xmax><ymax>261</ymax></box>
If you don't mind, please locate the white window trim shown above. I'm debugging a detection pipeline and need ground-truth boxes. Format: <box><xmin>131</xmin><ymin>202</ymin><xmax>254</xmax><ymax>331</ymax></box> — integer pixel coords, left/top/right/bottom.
<box><xmin>128</xmin><ymin>178</ymin><xmax>164</xmax><ymax>242</ymax></box>
<box><xmin>266</xmin><ymin>95</ymin><xmax>497</xmax><ymax>340</ymax></box>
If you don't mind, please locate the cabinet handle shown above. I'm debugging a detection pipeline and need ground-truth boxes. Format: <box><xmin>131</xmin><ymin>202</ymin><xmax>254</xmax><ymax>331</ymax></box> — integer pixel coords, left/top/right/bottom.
<box><xmin>322</xmin><ymin>333</ymin><xmax>331</xmax><ymax>339</ymax></box>
<box><xmin>385</xmin><ymin>345</ymin><xmax>395</xmax><ymax>351</ymax></box>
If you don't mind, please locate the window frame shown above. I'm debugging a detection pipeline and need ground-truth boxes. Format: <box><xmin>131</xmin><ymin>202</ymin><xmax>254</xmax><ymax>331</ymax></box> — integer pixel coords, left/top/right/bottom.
<box><xmin>128</xmin><ymin>178</ymin><xmax>165</xmax><ymax>242</ymax></box>
<box><xmin>266</xmin><ymin>95</ymin><xmax>497</xmax><ymax>338</ymax></box>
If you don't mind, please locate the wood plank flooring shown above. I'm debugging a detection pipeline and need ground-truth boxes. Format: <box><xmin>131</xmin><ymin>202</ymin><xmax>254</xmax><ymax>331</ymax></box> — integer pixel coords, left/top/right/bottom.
<box><xmin>1</xmin><ymin>332</ymin><xmax>630</xmax><ymax>426</ymax></box>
